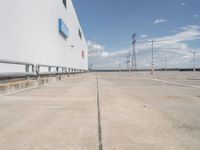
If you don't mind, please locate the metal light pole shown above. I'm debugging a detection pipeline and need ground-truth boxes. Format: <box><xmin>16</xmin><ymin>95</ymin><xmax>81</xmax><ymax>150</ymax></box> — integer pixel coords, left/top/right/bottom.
<box><xmin>147</xmin><ymin>40</ymin><xmax>158</xmax><ymax>75</ymax></box>
<box><xmin>193</xmin><ymin>52</ymin><xmax>196</xmax><ymax>72</ymax></box>
<box><xmin>192</xmin><ymin>51</ymin><xmax>200</xmax><ymax>72</ymax></box>
<box><xmin>118</xmin><ymin>57</ymin><xmax>121</xmax><ymax>71</ymax></box>
<box><xmin>164</xmin><ymin>56</ymin><xmax>167</xmax><ymax>71</ymax></box>
<box><xmin>132</xmin><ymin>33</ymin><xmax>137</xmax><ymax>71</ymax></box>
<box><xmin>126</xmin><ymin>52</ymin><xmax>131</xmax><ymax>72</ymax></box>
<box><xmin>90</xmin><ymin>64</ymin><xmax>93</xmax><ymax>72</ymax></box>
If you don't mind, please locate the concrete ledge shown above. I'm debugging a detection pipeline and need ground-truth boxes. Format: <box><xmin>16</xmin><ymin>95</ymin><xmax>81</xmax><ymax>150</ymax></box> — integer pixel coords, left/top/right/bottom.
<box><xmin>0</xmin><ymin>75</ymin><xmax>74</xmax><ymax>95</ymax></box>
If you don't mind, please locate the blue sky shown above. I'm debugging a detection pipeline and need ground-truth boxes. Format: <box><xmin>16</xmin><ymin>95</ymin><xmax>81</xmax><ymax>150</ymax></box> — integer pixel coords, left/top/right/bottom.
<box><xmin>73</xmin><ymin>0</ymin><xmax>200</xmax><ymax>69</ymax></box>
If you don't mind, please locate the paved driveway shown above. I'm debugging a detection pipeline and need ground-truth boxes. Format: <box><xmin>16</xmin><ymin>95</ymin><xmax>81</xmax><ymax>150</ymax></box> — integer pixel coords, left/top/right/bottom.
<box><xmin>0</xmin><ymin>72</ymin><xmax>200</xmax><ymax>150</ymax></box>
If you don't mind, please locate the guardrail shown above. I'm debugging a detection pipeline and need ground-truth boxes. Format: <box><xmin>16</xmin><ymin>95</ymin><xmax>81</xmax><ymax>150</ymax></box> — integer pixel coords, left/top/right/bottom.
<box><xmin>0</xmin><ymin>59</ymin><xmax>87</xmax><ymax>78</ymax></box>
<box><xmin>36</xmin><ymin>64</ymin><xmax>67</xmax><ymax>75</ymax></box>
<box><xmin>0</xmin><ymin>59</ymin><xmax>34</xmax><ymax>74</ymax></box>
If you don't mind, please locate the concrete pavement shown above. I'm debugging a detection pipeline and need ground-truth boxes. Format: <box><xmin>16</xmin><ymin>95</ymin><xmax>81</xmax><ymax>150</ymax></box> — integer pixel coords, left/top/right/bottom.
<box><xmin>0</xmin><ymin>72</ymin><xmax>200</xmax><ymax>150</ymax></box>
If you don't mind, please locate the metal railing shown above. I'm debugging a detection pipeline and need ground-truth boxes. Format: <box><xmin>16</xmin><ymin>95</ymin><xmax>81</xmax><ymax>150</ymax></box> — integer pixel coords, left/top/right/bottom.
<box><xmin>0</xmin><ymin>59</ymin><xmax>34</xmax><ymax>74</ymax></box>
<box><xmin>0</xmin><ymin>59</ymin><xmax>87</xmax><ymax>78</ymax></box>
<box><xmin>36</xmin><ymin>64</ymin><xmax>67</xmax><ymax>75</ymax></box>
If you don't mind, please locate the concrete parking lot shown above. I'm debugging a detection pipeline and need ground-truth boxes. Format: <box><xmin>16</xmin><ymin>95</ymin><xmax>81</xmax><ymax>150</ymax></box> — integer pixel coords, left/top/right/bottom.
<box><xmin>0</xmin><ymin>72</ymin><xmax>200</xmax><ymax>150</ymax></box>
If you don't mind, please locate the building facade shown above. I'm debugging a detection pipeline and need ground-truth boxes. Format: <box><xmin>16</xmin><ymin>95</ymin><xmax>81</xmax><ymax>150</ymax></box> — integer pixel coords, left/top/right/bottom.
<box><xmin>0</xmin><ymin>0</ymin><xmax>88</xmax><ymax>73</ymax></box>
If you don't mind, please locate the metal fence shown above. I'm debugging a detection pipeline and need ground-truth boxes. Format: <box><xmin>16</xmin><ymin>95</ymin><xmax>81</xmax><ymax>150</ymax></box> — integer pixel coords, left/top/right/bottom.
<box><xmin>91</xmin><ymin>68</ymin><xmax>200</xmax><ymax>72</ymax></box>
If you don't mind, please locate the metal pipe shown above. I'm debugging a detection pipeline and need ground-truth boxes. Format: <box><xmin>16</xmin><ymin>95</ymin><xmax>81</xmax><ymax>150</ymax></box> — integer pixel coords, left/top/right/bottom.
<box><xmin>0</xmin><ymin>59</ymin><xmax>34</xmax><ymax>66</ymax></box>
<box><xmin>0</xmin><ymin>59</ymin><xmax>34</xmax><ymax>76</ymax></box>
<box><xmin>0</xmin><ymin>59</ymin><xmax>85</xmax><ymax>77</ymax></box>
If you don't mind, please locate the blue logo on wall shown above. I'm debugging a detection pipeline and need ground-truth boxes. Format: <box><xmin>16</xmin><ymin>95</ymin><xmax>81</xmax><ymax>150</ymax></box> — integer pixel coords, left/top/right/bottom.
<box><xmin>58</xmin><ymin>18</ymin><xmax>69</xmax><ymax>39</ymax></box>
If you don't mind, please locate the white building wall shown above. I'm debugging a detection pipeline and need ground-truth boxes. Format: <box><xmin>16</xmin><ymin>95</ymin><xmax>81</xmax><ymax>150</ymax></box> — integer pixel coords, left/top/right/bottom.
<box><xmin>0</xmin><ymin>0</ymin><xmax>88</xmax><ymax>73</ymax></box>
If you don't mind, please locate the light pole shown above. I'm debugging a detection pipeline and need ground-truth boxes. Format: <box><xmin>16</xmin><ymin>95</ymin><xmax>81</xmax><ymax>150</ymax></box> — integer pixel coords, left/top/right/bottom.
<box><xmin>132</xmin><ymin>33</ymin><xmax>137</xmax><ymax>71</ymax></box>
<box><xmin>90</xmin><ymin>64</ymin><xmax>93</xmax><ymax>72</ymax></box>
<box><xmin>126</xmin><ymin>53</ymin><xmax>131</xmax><ymax>72</ymax></box>
<box><xmin>193</xmin><ymin>52</ymin><xmax>196</xmax><ymax>72</ymax></box>
<box><xmin>147</xmin><ymin>40</ymin><xmax>158</xmax><ymax>75</ymax></box>
<box><xmin>118</xmin><ymin>57</ymin><xmax>121</xmax><ymax>71</ymax></box>
<box><xmin>193</xmin><ymin>51</ymin><xmax>200</xmax><ymax>72</ymax></box>
<box><xmin>164</xmin><ymin>56</ymin><xmax>167</xmax><ymax>71</ymax></box>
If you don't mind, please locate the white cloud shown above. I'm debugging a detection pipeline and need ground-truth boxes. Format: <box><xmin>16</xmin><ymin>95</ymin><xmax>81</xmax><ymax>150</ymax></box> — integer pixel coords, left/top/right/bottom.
<box><xmin>87</xmin><ymin>40</ymin><xmax>105</xmax><ymax>57</ymax></box>
<box><xmin>157</xmin><ymin>25</ymin><xmax>200</xmax><ymax>43</ymax></box>
<box><xmin>153</xmin><ymin>19</ymin><xmax>168</xmax><ymax>24</ymax></box>
<box><xmin>193</xmin><ymin>14</ymin><xmax>199</xmax><ymax>18</ymax></box>
<box><xmin>105</xmin><ymin>48</ymin><xmax>131</xmax><ymax>58</ymax></box>
<box><xmin>89</xmin><ymin>25</ymin><xmax>200</xmax><ymax>69</ymax></box>
<box><xmin>101</xmin><ymin>51</ymin><xmax>109</xmax><ymax>58</ymax></box>
<box><xmin>87</xmin><ymin>40</ymin><xmax>104</xmax><ymax>51</ymax></box>
<box><xmin>140</xmin><ymin>34</ymin><xmax>148</xmax><ymax>39</ymax></box>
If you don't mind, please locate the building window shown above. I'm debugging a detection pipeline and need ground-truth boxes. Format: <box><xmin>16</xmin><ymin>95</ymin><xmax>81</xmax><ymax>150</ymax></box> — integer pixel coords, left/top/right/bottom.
<box><xmin>62</xmin><ymin>0</ymin><xmax>67</xmax><ymax>8</ymax></box>
<box><xmin>82</xmin><ymin>50</ymin><xmax>85</xmax><ymax>59</ymax></box>
<box><xmin>78</xmin><ymin>28</ymin><xmax>82</xmax><ymax>39</ymax></box>
<box><xmin>58</xmin><ymin>18</ymin><xmax>69</xmax><ymax>40</ymax></box>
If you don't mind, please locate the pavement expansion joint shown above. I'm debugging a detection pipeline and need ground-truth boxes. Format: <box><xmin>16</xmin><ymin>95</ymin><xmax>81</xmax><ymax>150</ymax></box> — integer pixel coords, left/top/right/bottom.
<box><xmin>96</xmin><ymin>78</ymin><xmax>103</xmax><ymax>150</ymax></box>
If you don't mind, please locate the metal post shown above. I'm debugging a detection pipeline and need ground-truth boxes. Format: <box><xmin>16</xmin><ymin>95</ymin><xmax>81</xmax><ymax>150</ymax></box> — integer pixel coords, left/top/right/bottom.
<box><xmin>193</xmin><ymin>52</ymin><xmax>196</xmax><ymax>72</ymax></box>
<box><xmin>147</xmin><ymin>40</ymin><xmax>158</xmax><ymax>75</ymax></box>
<box><xmin>32</xmin><ymin>65</ymin><xmax>34</xmax><ymax>73</ymax></box>
<box><xmin>48</xmin><ymin>67</ymin><xmax>51</xmax><ymax>73</ymax></box>
<box><xmin>64</xmin><ymin>67</ymin><xmax>67</xmax><ymax>74</ymax></box>
<box><xmin>164</xmin><ymin>56</ymin><xmax>167</xmax><ymax>71</ymax></box>
<box><xmin>25</xmin><ymin>65</ymin><xmax>30</xmax><ymax>79</ymax></box>
<box><xmin>36</xmin><ymin>65</ymin><xmax>40</xmax><ymax>76</ymax></box>
<box><xmin>119</xmin><ymin>57</ymin><xmax>121</xmax><ymax>71</ymax></box>
<box><xmin>90</xmin><ymin>64</ymin><xmax>93</xmax><ymax>72</ymax></box>
<box><xmin>132</xmin><ymin>33</ymin><xmax>137</xmax><ymax>71</ymax></box>
<box><xmin>127</xmin><ymin>55</ymin><xmax>129</xmax><ymax>71</ymax></box>
<box><xmin>25</xmin><ymin>65</ymin><xmax>29</xmax><ymax>73</ymax></box>
<box><xmin>151</xmin><ymin>41</ymin><xmax>154</xmax><ymax>74</ymax></box>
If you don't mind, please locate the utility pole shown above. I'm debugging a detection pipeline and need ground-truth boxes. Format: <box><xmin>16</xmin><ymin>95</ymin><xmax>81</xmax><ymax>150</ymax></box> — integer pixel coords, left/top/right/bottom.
<box><xmin>90</xmin><ymin>64</ymin><xmax>93</xmax><ymax>72</ymax></box>
<box><xmin>193</xmin><ymin>51</ymin><xmax>196</xmax><ymax>72</ymax></box>
<box><xmin>127</xmin><ymin>53</ymin><xmax>131</xmax><ymax>71</ymax></box>
<box><xmin>127</xmin><ymin>55</ymin><xmax>129</xmax><ymax>70</ymax></box>
<box><xmin>132</xmin><ymin>33</ymin><xmax>137</xmax><ymax>71</ymax></box>
<box><xmin>147</xmin><ymin>40</ymin><xmax>158</xmax><ymax>75</ymax></box>
<box><xmin>193</xmin><ymin>50</ymin><xmax>200</xmax><ymax>72</ymax></box>
<box><xmin>119</xmin><ymin>57</ymin><xmax>121</xmax><ymax>71</ymax></box>
<box><xmin>164</xmin><ymin>56</ymin><xmax>167</xmax><ymax>71</ymax></box>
